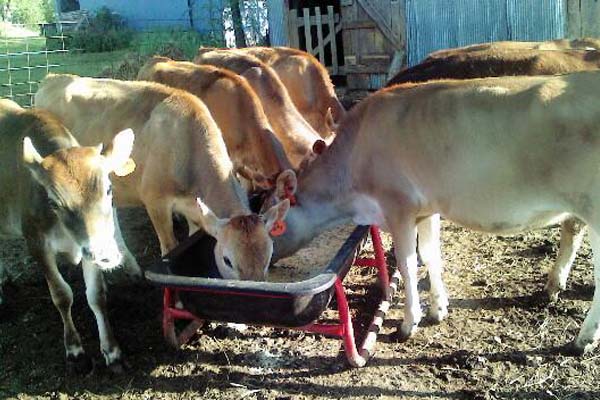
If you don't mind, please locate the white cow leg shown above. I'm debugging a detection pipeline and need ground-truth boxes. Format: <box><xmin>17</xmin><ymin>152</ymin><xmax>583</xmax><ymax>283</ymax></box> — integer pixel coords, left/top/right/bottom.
<box><xmin>545</xmin><ymin>218</ymin><xmax>586</xmax><ymax>302</ymax></box>
<box><xmin>112</xmin><ymin>208</ymin><xmax>142</xmax><ymax>281</ymax></box>
<box><xmin>573</xmin><ymin>226</ymin><xmax>600</xmax><ymax>354</ymax></box>
<box><xmin>417</xmin><ymin>214</ymin><xmax>449</xmax><ymax>323</ymax></box>
<box><xmin>82</xmin><ymin>259</ymin><xmax>124</xmax><ymax>371</ymax></box>
<box><xmin>390</xmin><ymin>216</ymin><xmax>422</xmax><ymax>340</ymax></box>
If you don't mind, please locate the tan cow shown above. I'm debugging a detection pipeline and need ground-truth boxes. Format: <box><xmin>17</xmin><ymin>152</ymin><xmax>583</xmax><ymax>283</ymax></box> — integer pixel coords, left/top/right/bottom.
<box><xmin>193</xmin><ymin>48</ymin><xmax>327</xmax><ymax>170</ymax></box>
<box><xmin>388</xmin><ymin>40</ymin><xmax>600</xmax><ymax>86</ymax></box>
<box><xmin>235</xmin><ymin>46</ymin><xmax>346</xmax><ymax>138</ymax></box>
<box><xmin>386</xmin><ymin>40</ymin><xmax>600</xmax><ymax>302</ymax></box>
<box><xmin>272</xmin><ymin>72</ymin><xmax>600</xmax><ymax>355</ymax></box>
<box><xmin>0</xmin><ymin>99</ymin><xmax>135</xmax><ymax>372</ymax></box>
<box><xmin>137</xmin><ymin>56</ymin><xmax>293</xmax><ymax>185</ymax></box>
<box><xmin>35</xmin><ymin>74</ymin><xmax>290</xmax><ymax>281</ymax></box>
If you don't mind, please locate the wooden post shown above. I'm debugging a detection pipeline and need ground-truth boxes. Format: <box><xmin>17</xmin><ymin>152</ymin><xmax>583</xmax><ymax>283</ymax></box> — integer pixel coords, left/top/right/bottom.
<box><xmin>315</xmin><ymin>7</ymin><xmax>325</xmax><ymax>63</ymax></box>
<box><xmin>288</xmin><ymin>8</ymin><xmax>300</xmax><ymax>48</ymax></box>
<box><xmin>303</xmin><ymin>8</ymin><xmax>313</xmax><ymax>54</ymax></box>
<box><xmin>328</xmin><ymin>5</ymin><xmax>339</xmax><ymax>75</ymax></box>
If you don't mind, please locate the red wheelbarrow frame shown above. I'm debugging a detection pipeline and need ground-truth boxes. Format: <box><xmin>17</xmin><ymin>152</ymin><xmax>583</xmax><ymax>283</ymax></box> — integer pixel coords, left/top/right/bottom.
<box><xmin>161</xmin><ymin>226</ymin><xmax>398</xmax><ymax>367</ymax></box>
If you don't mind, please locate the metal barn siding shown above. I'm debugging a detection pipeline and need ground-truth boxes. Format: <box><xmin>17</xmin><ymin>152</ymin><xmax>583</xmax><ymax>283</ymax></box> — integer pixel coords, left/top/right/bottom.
<box><xmin>267</xmin><ymin>0</ymin><xmax>288</xmax><ymax>45</ymax></box>
<box><xmin>405</xmin><ymin>0</ymin><xmax>566</xmax><ymax>66</ymax></box>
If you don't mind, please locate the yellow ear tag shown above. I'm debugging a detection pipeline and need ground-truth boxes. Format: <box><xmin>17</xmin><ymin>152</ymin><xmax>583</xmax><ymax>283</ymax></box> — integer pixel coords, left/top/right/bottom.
<box><xmin>113</xmin><ymin>158</ymin><xmax>136</xmax><ymax>177</ymax></box>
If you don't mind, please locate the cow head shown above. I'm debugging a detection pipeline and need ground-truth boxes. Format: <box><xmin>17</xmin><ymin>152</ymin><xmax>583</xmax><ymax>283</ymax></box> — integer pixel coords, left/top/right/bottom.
<box><xmin>23</xmin><ymin>129</ymin><xmax>135</xmax><ymax>270</ymax></box>
<box><xmin>197</xmin><ymin>197</ymin><xmax>290</xmax><ymax>280</ymax></box>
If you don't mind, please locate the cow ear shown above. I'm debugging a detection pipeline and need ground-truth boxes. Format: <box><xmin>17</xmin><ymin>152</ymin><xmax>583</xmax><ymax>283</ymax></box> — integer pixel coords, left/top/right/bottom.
<box><xmin>275</xmin><ymin>169</ymin><xmax>297</xmax><ymax>200</ymax></box>
<box><xmin>197</xmin><ymin>197</ymin><xmax>227</xmax><ymax>237</ymax></box>
<box><xmin>325</xmin><ymin>108</ymin><xmax>339</xmax><ymax>134</ymax></box>
<box><xmin>23</xmin><ymin>137</ymin><xmax>43</xmax><ymax>165</ymax></box>
<box><xmin>263</xmin><ymin>199</ymin><xmax>290</xmax><ymax>232</ymax></box>
<box><xmin>23</xmin><ymin>137</ymin><xmax>49</xmax><ymax>186</ymax></box>
<box><xmin>234</xmin><ymin>163</ymin><xmax>272</xmax><ymax>190</ymax></box>
<box><xmin>104</xmin><ymin>129</ymin><xmax>136</xmax><ymax>176</ymax></box>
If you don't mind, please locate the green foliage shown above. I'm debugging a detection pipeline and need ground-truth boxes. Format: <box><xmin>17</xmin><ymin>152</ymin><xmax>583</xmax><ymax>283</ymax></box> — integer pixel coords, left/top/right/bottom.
<box><xmin>133</xmin><ymin>28</ymin><xmax>224</xmax><ymax>60</ymax></box>
<box><xmin>67</xmin><ymin>7</ymin><xmax>133</xmax><ymax>53</ymax></box>
<box><xmin>7</xmin><ymin>0</ymin><xmax>54</xmax><ymax>24</ymax></box>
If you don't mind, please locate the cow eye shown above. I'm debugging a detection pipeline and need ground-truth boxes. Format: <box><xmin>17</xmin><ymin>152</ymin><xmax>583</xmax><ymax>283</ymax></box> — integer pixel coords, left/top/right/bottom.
<box><xmin>106</xmin><ymin>185</ymin><xmax>113</xmax><ymax>196</ymax></box>
<box><xmin>223</xmin><ymin>256</ymin><xmax>233</xmax><ymax>269</ymax></box>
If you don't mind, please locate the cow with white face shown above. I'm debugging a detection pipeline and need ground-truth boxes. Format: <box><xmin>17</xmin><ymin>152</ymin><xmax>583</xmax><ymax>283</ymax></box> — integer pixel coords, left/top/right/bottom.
<box><xmin>0</xmin><ymin>99</ymin><xmax>135</xmax><ymax>372</ymax></box>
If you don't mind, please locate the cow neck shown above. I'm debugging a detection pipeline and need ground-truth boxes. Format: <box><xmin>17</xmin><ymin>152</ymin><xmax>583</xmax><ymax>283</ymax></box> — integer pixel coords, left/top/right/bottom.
<box><xmin>272</xmin><ymin>109</ymin><xmax>361</xmax><ymax>260</ymax></box>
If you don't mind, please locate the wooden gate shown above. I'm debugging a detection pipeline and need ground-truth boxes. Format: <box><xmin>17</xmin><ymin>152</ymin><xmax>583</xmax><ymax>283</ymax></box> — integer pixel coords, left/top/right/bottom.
<box><xmin>340</xmin><ymin>0</ymin><xmax>405</xmax><ymax>90</ymax></box>
<box><xmin>287</xmin><ymin>5</ymin><xmax>343</xmax><ymax>75</ymax></box>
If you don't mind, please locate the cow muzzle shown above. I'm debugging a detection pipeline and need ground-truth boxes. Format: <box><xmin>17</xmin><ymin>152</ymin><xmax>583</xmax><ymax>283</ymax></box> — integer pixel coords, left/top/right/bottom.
<box><xmin>82</xmin><ymin>239</ymin><xmax>123</xmax><ymax>270</ymax></box>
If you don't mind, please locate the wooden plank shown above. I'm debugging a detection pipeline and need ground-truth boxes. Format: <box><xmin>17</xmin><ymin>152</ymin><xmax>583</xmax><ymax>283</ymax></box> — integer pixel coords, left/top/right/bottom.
<box><xmin>390</xmin><ymin>0</ymin><xmax>406</xmax><ymax>48</ymax></box>
<box><xmin>328</xmin><ymin>5</ymin><xmax>339</xmax><ymax>75</ymax></box>
<box><xmin>293</xmin><ymin>15</ymin><xmax>339</xmax><ymax>25</ymax></box>
<box><xmin>288</xmin><ymin>8</ymin><xmax>300</xmax><ymax>48</ymax></box>
<box><xmin>356</xmin><ymin>0</ymin><xmax>403</xmax><ymax>50</ymax></box>
<box><xmin>580</xmin><ymin>0</ymin><xmax>600</xmax><ymax>37</ymax></box>
<box><xmin>303</xmin><ymin>8</ymin><xmax>313</xmax><ymax>54</ymax></box>
<box><xmin>343</xmin><ymin>20</ymin><xmax>377</xmax><ymax>30</ymax></box>
<box><xmin>566</xmin><ymin>0</ymin><xmax>582</xmax><ymax>38</ymax></box>
<box><xmin>344</xmin><ymin>64</ymin><xmax>391</xmax><ymax>74</ymax></box>
<box><xmin>315</xmin><ymin>7</ymin><xmax>325</xmax><ymax>64</ymax></box>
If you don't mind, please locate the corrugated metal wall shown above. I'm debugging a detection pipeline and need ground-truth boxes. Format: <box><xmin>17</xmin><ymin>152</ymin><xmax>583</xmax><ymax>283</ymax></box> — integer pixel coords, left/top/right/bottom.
<box><xmin>267</xmin><ymin>0</ymin><xmax>287</xmax><ymax>45</ymax></box>
<box><xmin>405</xmin><ymin>0</ymin><xmax>566</xmax><ymax>66</ymax></box>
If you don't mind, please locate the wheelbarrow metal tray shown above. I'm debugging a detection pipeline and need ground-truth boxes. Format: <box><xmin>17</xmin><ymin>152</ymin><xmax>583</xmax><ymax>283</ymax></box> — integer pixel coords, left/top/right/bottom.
<box><xmin>145</xmin><ymin>225</ymin><xmax>370</xmax><ymax>327</ymax></box>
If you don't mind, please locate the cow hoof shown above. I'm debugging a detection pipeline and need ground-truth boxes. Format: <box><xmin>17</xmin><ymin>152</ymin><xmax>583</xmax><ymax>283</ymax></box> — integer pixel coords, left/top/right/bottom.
<box><xmin>107</xmin><ymin>359</ymin><xmax>129</xmax><ymax>375</ymax></box>
<box><xmin>543</xmin><ymin>284</ymin><xmax>561</xmax><ymax>303</ymax></box>
<box><xmin>428</xmin><ymin>305</ymin><xmax>448</xmax><ymax>324</ymax></box>
<box><xmin>392</xmin><ymin>323</ymin><xmax>418</xmax><ymax>342</ymax></box>
<box><xmin>66</xmin><ymin>353</ymin><xmax>93</xmax><ymax>375</ymax></box>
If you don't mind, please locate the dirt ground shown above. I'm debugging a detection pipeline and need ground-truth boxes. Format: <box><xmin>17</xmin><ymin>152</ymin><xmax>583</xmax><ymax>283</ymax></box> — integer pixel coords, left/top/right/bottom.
<box><xmin>2</xmin><ymin>204</ymin><xmax>600</xmax><ymax>400</ymax></box>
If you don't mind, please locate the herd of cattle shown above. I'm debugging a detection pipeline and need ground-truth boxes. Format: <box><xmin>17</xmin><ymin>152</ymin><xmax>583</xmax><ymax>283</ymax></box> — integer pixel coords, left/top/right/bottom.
<box><xmin>2</xmin><ymin>38</ymin><xmax>600</xmax><ymax>373</ymax></box>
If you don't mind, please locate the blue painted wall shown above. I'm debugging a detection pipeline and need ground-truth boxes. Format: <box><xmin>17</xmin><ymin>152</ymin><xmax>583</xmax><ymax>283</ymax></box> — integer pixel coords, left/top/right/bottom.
<box><xmin>79</xmin><ymin>0</ymin><xmax>225</xmax><ymax>33</ymax></box>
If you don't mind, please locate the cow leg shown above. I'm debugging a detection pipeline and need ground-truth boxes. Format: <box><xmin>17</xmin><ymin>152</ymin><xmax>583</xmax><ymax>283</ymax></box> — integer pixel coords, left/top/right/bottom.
<box><xmin>112</xmin><ymin>208</ymin><xmax>142</xmax><ymax>281</ymax></box>
<box><xmin>186</xmin><ymin>216</ymin><xmax>200</xmax><ymax>236</ymax></box>
<box><xmin>37</xmin><ymin>248</ymin><xmax>90</xmax><ymax>372</ymax></box>
<box><xmin>417</xmin><ymin>214</ymin><xmax>449</xmax><ymax>323</ymax></box>
<box><xmin>573</xmin><ymin>226</ymin><xmax>600</xmax><ymax>354</ymax></box>
<box><xmin>545</xmin><ymin>218</ymin><xmax>587</xmax><ymax>302</ymax></box>
<box><xmin>389</xmin><ymin>215</ymin><xmax>422</xmax><ymax>341</ymax></box>
<box><xmin>145</xmin><ymin>203</ymin><xmax>178</xmax><ymax>256</ymax></box>
<box><xmin>82</xmin><ymin>259</ymin><xmax>124</xmax><ymax>371</ymax></box>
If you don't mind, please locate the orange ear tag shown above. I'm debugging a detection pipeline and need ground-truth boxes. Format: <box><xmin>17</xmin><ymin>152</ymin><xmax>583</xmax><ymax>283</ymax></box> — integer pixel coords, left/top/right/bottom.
<box><xmin>270</xmin><ymin>220</ymin><xmax>287</xmax><ymax>236</ymax></box>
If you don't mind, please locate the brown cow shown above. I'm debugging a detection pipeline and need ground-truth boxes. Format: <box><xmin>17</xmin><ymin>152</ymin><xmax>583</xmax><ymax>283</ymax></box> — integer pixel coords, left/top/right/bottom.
<box><xmin>137</xmin><ymin>56</ymin><xmax>293</xmax><ymax>185</ymax></box>
<box><xmin>193</xmin><ymin>48</ymin><xmax>327</xmax><ymax>170</ymax></box>
<box><xmin>235</xmin><ymin>46</ymin><xmax>346</xmax><ymax>138</ymax></box>
<box><xmin>35</xmin><ymin>74</ymin><xmax>290</xmax><ymax>281</ymax></box>
<box><xmin>0</xmin><ymin>98</ymin><xmax>135</xmax><ymax>371</ymax></box>
<box><xmin>427</xmin><ymin>37</ymin><xmax>600</xmax><ymax>58</ymax></box>
<box><xmin>387</xmin><ymin>40</ymin><xmax>600</xmax><ymax>87</ymax></box>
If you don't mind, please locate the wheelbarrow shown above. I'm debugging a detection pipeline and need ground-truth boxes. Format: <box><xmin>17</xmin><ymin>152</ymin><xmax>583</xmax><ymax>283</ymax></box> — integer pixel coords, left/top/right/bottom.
<box><xmin>144</xmin><ymin>225</ymin><xmax>399</xmax><ymax>367</ymax></box>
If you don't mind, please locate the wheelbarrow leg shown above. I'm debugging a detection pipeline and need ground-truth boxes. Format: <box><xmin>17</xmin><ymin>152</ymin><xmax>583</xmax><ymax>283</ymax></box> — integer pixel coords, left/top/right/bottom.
<box><xmin>163</xmin><ymin>288</ymin><xmax>204</xmax><ymax>348</ymax></box>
